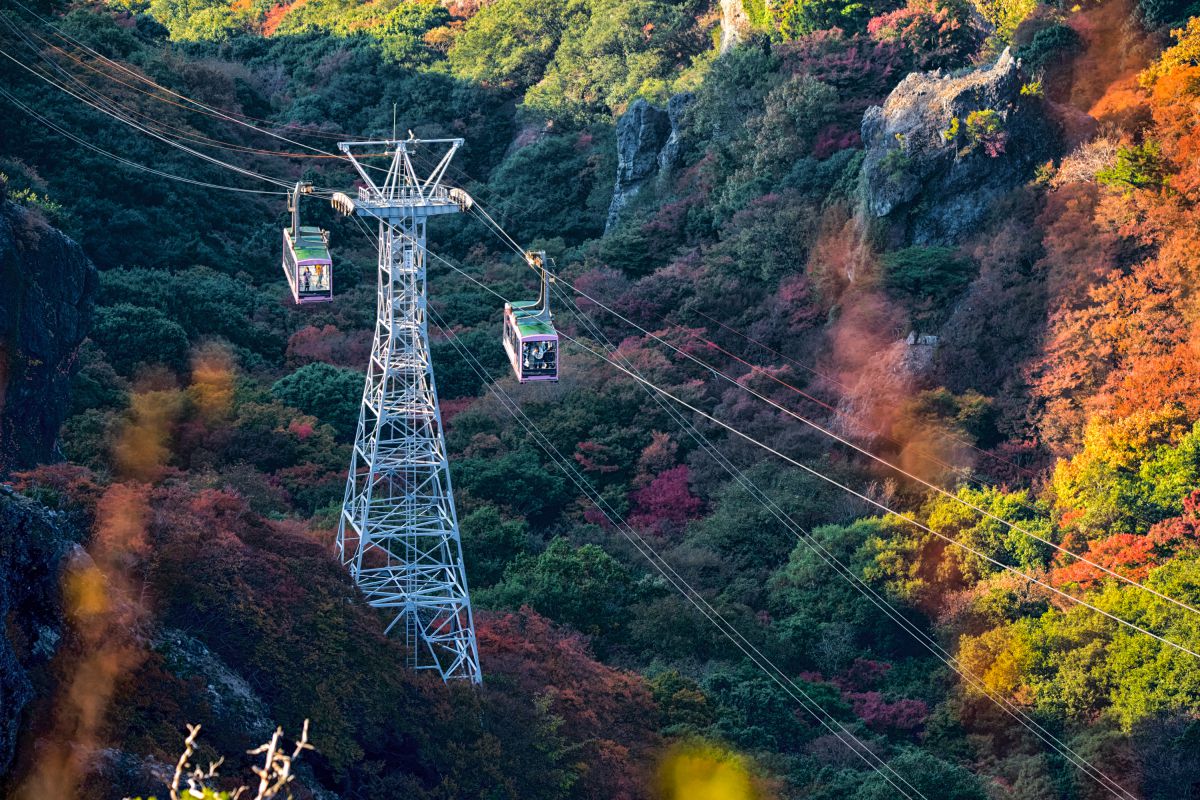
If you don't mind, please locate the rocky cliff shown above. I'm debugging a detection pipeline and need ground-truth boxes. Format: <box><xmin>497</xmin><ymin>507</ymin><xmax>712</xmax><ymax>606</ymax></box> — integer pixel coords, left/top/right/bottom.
<box><xmin>718</xmin><ymin>0</ymin><xmax>752</xmax><ymax>53</ymax></box>
<box><xmin>860</xmin><ymin>49</ymin><xmax>1060</xmax><ymax>245</ymax></box>
<box><xmin>0</xmin><ymin>485</ymin><xmax>79</xmax><ymax>777</ymax></box>
<box><xmin>0</xmin><ymin>193</ymin><xmax>97</xmax><ymax>475</ymax></box>
<box><xmin>605</xmin><ymin>93</ymin><xmax>693</xmax><ymax>232</ymax></box>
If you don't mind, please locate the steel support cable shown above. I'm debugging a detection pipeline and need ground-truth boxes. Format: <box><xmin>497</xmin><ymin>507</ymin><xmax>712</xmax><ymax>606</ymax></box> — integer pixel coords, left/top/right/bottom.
<box><xmin>421</xmin><ymin>301</ymin><xmax>929</xmax><ymax>800</ymax></box>
<box><xmin>0</xmin><ymin>87</ymin><xmax>285</xmax><ymax>195</ymax></box>
<box><xmin>553</xmin><ymin>282</ymin><xmax>1139</xmax><ymax>800</ymax></box>
<box><xmin>465</xmin><ymin>196</ymin><xmax>1041</xmax><ymax>511</ymax></box>
<box><xmin>402</xmin><ymin>167</ymin><xmax>1044</xmax><ymax>514</ymax></box>
<box><xmin>7</xmin><ymin>4</ymin><xmax>408</xmax><ymax>199</ymax></box>
<box><xmin>362</xmin><ymin>219</ymin><xmax>1173</xmax><ymax>798</ymax></box>
<box><xmin>365</xmin><ymin>221</ymin><xmax>1137</xmax><ymax>800</ymax></box>
<box><xmin>7</xmin><ymin>8</ymin><xmax>406</xmax><ymax>185</ymax></box>
<box><xmin>354</xmin><ymin>221</ymin><xmax>922</xmax><ymax>797</ymax></box>
<box><xmin>8</xmin><ymin>2</ymin><xmax>349</xmax><ymax>148</ymax></box>
<box><xmin>0</xmin><ymin>41</ymin><xmax>298</xmax><ymax>191</ymax></box>
<box><xmin>454</xmin><ymin>199</ymin><xmax>1200</xmax><ymax>626</ymax></box>
<box><xmin>692</xmin><ymin>309</ymin><xmax>1039</xmax><ymax>480</ymax></box>
<box><xmin>678</xmin><ymin>333</ymin><xmax>1074</xmax><ymax>534</ymax></box>
<box><xmin>563</xmin><ymin>299</ymin><xmax>1200</xmax><ymax>623</ymax></box>
<box><xmin>7</xmin><ymin>21</ymin><xmax>393</xmax><ymax>162</ymax></box>
<box><xmin>391</xmin><ymin>208</ymin><xmax>1200</xmax><ymax>654</ymax></box>
<box><xmin>690</xmin><ymin>331</ymin><xmax>1050</xmax><ymax>510</ymax></box>
<box><xmin>404</xmin><ymin>151</ymin><xmax>1045</xmax><ymax>518</ymax></box>
<box><xmin>0</xmin><ymin>43</ymin><xmax>298</xmax><ymax>192</ymax></box>
<box><xmin>548</xmin><ymin>327</ymin><xmax>1200</xmax><ymax>660</ymax></box>
<box><xmin>0</xmin><ymin>23</ymin><xmax>340</xmax><ymax>161</ymax></box>
<box><xmin>461</xmin><ymin>193</ymin><xmax>1025</xmax><ymax>493</ymax></box>
<box><xmin>0</xmin><ymin>24</ymin><xmax>322</xmax><ymax>168</ymax></box>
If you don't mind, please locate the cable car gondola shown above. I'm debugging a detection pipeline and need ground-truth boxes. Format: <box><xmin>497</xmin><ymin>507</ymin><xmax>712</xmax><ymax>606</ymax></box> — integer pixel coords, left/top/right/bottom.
<box><xmin>283</xmin><ymin>181</ymin><xmax>333</xmax><ymax>304</ymax></box>
<box><xmin>503</xmin><ymin>251</ymin><xmax>559</xmax><ymax>383</ymax></box>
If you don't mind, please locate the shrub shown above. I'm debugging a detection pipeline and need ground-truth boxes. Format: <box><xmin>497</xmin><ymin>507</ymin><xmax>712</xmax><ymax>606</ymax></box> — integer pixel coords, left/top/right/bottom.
<box><xmin>270</xmin><ymin>363</ymin><xmax>364</xmax><ymax>440</ymax></box>
<box><xmin>881</xmin><ymin>246</ymin><xmax>974</xmax><ymax>327</ymax></box>
<box><xmin>91</xmin><ymin>304</ymin><xmax>190</xmax><ymax>377</ymax></box>
<box><xmin>1096</xmin><ymin>140</ymin><xmax>1167</xmax><ymax>193</ymax></box>
<box><xmin>867</xmin><ymin>0</ymin><xmax>980</xmax><ymax>69</ymax></box>
<box><xmin>964</xmin><ymin>109</ymin><xmax>1007</xmax><ymax>157</ymax></box>
<box><xmin>1014</xmin><ymin>23</ymin><xmax>1083</xmax><ymax>72</ymax></box>
<box><xmin>968</xmin><ymin>0</ymin><xmax>1035</xmax><ymax>41</ymax></box>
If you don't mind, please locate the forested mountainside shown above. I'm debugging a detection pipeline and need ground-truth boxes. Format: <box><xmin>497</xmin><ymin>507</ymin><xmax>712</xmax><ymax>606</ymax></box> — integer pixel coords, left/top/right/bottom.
<box><xmin>1</xmin><ymin>0</ymin><xmax>1199</xmax><ymax>797</ymax></box>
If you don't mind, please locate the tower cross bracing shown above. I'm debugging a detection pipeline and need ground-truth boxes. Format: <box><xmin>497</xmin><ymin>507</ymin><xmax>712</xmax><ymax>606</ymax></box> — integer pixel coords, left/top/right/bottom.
<box><xmin>335</xmin><ymin>137</ymin><xmax>481</xmax><ymax>683</ymax></box>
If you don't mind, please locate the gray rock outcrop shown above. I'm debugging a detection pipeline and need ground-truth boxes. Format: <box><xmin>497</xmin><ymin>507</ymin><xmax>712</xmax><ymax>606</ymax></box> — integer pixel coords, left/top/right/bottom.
<box><xmin>0</xmin><ymin>194</ymin><xmax>97</xmax><ymax>475</ymax></box>
<box><xmin>719</xmin><ymin>0</ymin><xmax>752</xmax><ymax>53</ymax></box>
<box><xmin>0</xmin><ymin>486</ymin><xmax>79</xmax><ymax>775</ymax></box>
<box><xmin>606</xmin><ymin>100</ymin><xmax>671</xmax><ymax>232</ymax></box>
<box><xmin>606</xmin><ymin>93</ymin><xmax>694</xmax><ymax>232</ymax></box>
<box><xmin>860</xmin><ymin>49</ymin><xmax>1059</xmax><ymax>245</ymax></box>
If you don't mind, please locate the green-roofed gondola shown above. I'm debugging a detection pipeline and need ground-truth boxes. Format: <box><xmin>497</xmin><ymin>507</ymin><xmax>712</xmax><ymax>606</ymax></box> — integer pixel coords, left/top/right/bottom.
<box><xmin>283</xmin><ymin>181</ymin><xmax>333</xmax><ymax>304</ymax></box>
<box><xmin>503</xmin><ymin>251</ymin><xmax>559</xmax><ymax>383</ymax></box>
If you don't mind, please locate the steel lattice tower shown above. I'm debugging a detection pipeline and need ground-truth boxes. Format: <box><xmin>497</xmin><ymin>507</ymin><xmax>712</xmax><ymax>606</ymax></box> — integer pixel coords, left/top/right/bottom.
<box><xmin>334</xmin><ymin>137</ymin><xmax>481</xmax><ymax>683</ymax></box>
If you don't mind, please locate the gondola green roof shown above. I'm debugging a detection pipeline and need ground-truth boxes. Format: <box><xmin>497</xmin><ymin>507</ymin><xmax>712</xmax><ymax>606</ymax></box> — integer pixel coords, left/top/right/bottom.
<box><xmin>511</xmin><ymin>301</ymin><xmax>556</xmax><ymax>337</ymax></box>
<box><xmin>288</xmin><ymin>226</ymin><xmax>331</xmax><ymax>262</ymax></box>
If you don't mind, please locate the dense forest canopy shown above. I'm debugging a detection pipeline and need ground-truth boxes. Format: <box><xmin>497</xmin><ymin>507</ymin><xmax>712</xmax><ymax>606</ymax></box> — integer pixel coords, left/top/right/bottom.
<box><xmin>1</xmin><ymin>0</ymin><xmax>1199</xmax><ymax>797</ymax></box>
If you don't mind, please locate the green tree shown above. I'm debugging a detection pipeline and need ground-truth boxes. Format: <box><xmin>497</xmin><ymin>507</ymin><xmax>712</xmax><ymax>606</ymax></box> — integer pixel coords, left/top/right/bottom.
<box><xmin>270</xmin><ymin>363</ymin><xmax>364</xmax><ymax>440</ymax></box>
<box><xmin>881</xmin><ymin>246</ymin><xmax>975</xmax><ymax>328</ymax></box>
<box><xmin>748</xmin><ymin>75</ymin><xmax>839</xmax><ymax>177</ymax></box>
<box><xmin>1097</xmin><ymin>140</ymin><xmax>1168</xmax><ymax>194</ymax></box>
<box><xmin>482</xmin><ymin>538</ymin><xmax>637</xmax><ymax>642</ymax></box>
<box><xmin>524</xmin><ymin>0</ymin><xmax>713</xmax><ymax>120</ymax></box>
<box><xmin>1053</xmin><ymin>412</ymin><xmax>1200</xmax><ymax>538</ymax></box>
<box><xmin>430</xmin><ymin>329</ymin><xmax>510</xmax><ymax>399</ymax></box>
<box><xmin>448</xmin><ymin>0</ymin><xmax>584</xmax><ymax>89</ymax></box>
<box><xmin>853</xmin><ymin>748</ymin><xmax>989</xmax><ymax>799</ymax></box>
<box><xmin>769</xmin><ymin>518</ymin><xmax>918</xmax><ymax>670</ymax></box>
<box><xmin>91</xmin><ymin>303</ymin><xmax>190</xmax><ymax>376</ymax></box>
<box><xmin>967</xmin><ymin>0</ymin><xmax>1035</xmax><ymax>41</ymax></box>
<box><xmin>453</xmin><ymin>448</ymin><xmax>573</xmax><ymax>522</ymax></box>
<box><xmin>772</xmin><ymin>0</ymin><xmax>898</xmax><ymax>38</ymax></box>
<box><xmin>459</xmin><ymin>504</ymin><xmax>534</xmax><ymax>587</ymax></box>
<box><xmin>703</xmin><ymin>662</ymin><xmax>848</xmax><ymax>751</ymax></box>
<box><xmin>485</xmin><ymin>132</ymin><xmax>612</xmax><ymax>242</ymax></box>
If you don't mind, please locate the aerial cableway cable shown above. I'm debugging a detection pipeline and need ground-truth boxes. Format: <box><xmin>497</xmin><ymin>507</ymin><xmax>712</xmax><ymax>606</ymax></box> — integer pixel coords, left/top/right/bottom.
<box><xmin>413</xmin><ymin>195</ymin><xmax>1200</xmax><ymax>658</ymax></box>
<box><xmin>690</xmin><ymin>308</ymin><xmax>1039</xmax><ymax>480</ymax></box>
<box><xmin>401</xmin><ymin>147</ymin><xmax>1114</xmax><ymax>533</ymax></box>
<box><xmin>556</xmin><ymin>324</ymin><xmax>1200</xmax><ymax>659</ymax></box>
<box><xmin>0</xmin><ymin>87</ymin><xmax>285</xmax><ymax>196</ymax></box>
<box><xmin>437</xmin><ymin>198</ymin><xmax>1200</xmax><ymax>657</ymax></box>
<box><xmin>422</xmin><ymin>300</ymin><xmax>930</xmax><ymax>800</ymax></box>
<box><xmin>0</xmin><ymin>42</ymin><xmax>299</xmax><ymax>192</ymax></box>
<box><xmin>402</xmin><ymin>226</ymin><xmax>1142</xmax><ymax>800</ymax></box>
<box><xmin>402</xmin><ymin>150</ymin><xmax>1054</xmax><ymax>523</ymax></box>
<box><xmin>344</xmin><ymin>216</ymin><xmax>927</xmax><ymax>796</ymax></box>
<box><xmin>4</xmin><ymin>6</ymin><xmax>404</xmax><ymax>184</ymax></box>
<box><xmin>6</xmin><ymin>2</ymin><xmax>349</xmax><ymax>152</ymax></box>
<box><xmin>457</xmin><ymin>195</ymin><xmax>1200</xmax><ymax>630</ymax></box>
<box><xmin>0</xmin><ymin>20</ymin><xmax>340</xmax><ymax>161</ymax></box>
<box><xmin>551</xmin><ymin>280</ymin><xmax>1140</xmax><ymax>800</ymax></box>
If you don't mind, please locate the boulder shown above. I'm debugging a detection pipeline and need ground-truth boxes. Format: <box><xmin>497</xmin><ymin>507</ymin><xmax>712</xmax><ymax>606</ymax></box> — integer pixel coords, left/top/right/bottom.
<box><xmin>860</xmin><ymin>49</ymin><xmax>1059</xmax><ymax>245</ymax></box>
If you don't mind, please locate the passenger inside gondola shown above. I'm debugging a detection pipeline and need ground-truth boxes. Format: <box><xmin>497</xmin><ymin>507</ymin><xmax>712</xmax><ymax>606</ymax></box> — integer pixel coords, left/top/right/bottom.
<box><xmin>522</xmin><ymin>341</ymin><xmax>557</xmax><ymax>375</ymax></box>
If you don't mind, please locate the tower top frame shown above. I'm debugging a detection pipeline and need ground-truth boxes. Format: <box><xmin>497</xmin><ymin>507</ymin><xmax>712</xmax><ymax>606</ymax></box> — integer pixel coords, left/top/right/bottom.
<box><xmin>338</xmin><ymin>136</ymin><xmax>464</xmax><ymax>220</ymax></box>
